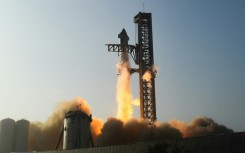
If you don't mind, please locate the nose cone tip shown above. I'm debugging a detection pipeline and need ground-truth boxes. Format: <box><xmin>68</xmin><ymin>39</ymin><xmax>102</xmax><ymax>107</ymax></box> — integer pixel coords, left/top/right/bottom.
<box><xmin>118</xmin><ymin>28</ymin><xmax>129</xmax><ymax>41</ymax></box>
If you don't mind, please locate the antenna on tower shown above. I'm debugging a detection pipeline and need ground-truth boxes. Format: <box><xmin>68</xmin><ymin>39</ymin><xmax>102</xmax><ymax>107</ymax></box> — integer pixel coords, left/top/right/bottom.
<box><xmin>143</xmin><ymin>3</ymin><xmax>145</xmax><ymax>12</ymax></box>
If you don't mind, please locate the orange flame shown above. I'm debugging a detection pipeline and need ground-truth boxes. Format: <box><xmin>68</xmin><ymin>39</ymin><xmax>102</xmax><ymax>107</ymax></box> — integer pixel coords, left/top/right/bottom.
<box><xmin>142</xmin><ymin>70</ymin><xmax>152</xmax><ymax>81</ymax></box>
<box><xmin>116</xmin><ymin>63</ymin><xmax>133</xmax><ymax>121</ymax></box>
<box><xmin>91</xmin><ymin>118</ymin><xmax>103</xmax><ymax>139</ymax></box>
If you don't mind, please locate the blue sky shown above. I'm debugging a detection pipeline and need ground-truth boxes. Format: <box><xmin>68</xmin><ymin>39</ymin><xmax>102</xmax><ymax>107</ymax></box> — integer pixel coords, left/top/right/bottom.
<box><xmin>0</xmin><ymin>0</ymin><xmax>244</xmax><ymax>132</ymax></box>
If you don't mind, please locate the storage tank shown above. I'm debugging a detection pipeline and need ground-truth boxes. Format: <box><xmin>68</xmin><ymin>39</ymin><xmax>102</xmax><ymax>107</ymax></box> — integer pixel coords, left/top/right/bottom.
<box><xmin>0</xmin><ymin>118</ymin><xmax>15</xmax><ymax>153</ymax></box>
<box><xmin>63</xmin><ymin>110</ymin><xmax>93</xmax><ymax>149</ymax></box>
<box><xmin>13</xmin><ymin>119</ymin><xmax>30</xmax><ymax>152</ymax></box>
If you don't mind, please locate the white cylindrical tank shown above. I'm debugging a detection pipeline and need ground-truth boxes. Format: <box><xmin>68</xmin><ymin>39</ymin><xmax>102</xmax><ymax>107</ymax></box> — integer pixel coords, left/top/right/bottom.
<box><xmin>13</xmin><ymin>119</ymin><xmax>30</xmax><ymax>152</ymax></box>
<box><xmin>0</xmin><ymin>118</ymin><xmax>15</xmax><ymax>153</ymax></box>
<box><xmin>63</xmin><ymin>110</ymin><xmax>92</xmax><ymax>149</ymax></box>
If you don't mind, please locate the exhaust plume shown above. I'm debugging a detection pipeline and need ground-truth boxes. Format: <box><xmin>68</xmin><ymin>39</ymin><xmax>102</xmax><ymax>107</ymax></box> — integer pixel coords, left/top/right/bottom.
<box><xmin>116</xmin><ymin>51</ymin><xmax>134</xmax><ymax>120</ymax></box>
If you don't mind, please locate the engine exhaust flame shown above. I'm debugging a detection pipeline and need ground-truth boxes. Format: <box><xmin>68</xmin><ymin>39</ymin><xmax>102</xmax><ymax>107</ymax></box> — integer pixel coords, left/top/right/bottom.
<box><xmin>116</xmin><ymin>51</ymin><xmax>134</xmax><ymax>120</ymax></box>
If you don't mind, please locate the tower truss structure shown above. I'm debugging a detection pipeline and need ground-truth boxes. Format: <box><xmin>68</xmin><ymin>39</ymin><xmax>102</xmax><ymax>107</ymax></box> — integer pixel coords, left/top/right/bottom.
<box><xmin>134</xmin><ymin>12</ymin><xmax>156</xmax><ymax>125</ymax></box>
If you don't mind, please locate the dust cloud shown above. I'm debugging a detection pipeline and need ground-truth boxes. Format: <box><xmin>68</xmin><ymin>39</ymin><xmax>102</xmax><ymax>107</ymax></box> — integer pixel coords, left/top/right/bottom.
<box><xmin>28</xmin><ymin>97</ymin><xmax>103</xmax><ymax>151</ymax></box>
<box><xmin>28</xmin><ymin>97</ymin><xmax>233</xmax><ymax>151</ymax></box>
<box><xmin>169</xmin><ymin>116</ymin><xmax>233</xmax><ymax>138</ymax></box>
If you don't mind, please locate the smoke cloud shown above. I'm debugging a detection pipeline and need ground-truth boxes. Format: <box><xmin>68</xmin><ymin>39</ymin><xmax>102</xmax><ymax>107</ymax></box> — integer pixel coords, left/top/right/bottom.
<box><xmin>28</xmin><ymin>50</ymin><xmax>233</xmax><ymax>150</ymax></box>
<box><xmin>94</xmin><ymin>117</ymin><xmax>233</xmax><ymax>146</ymax></box>
<box><xmin>169</xmin><ymin>116</ymin><xmax>233</xmax><ymax>138</ymax></box>
<box><xmin>95</xmin><ymin>118</ymin><xmax>182</xmax><ymax>146</ymax></box>
<box><xmin>28</xmin><ymin>97</ymin><xmax>103</xmax><ymax>151</ymax></box>
<box><xmin>28</xmin><ymin>97</ymin><xmax>233</xmax><ymax>151</ymax></box>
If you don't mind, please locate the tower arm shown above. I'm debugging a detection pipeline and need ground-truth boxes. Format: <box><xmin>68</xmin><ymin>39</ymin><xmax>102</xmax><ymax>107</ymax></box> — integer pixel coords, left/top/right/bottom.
<box><xmin>106</xmin><ymin>44</ymin><xmax>139</xmax><ymax>65</ymax></box>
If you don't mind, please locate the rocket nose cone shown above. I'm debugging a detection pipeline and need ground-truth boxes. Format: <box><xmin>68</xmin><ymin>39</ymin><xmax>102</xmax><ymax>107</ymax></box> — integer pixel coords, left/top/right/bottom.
<box><xmin>118</xmin><ymin>28</ymin><xmax>129</xmax><ymax>41</ymax></box>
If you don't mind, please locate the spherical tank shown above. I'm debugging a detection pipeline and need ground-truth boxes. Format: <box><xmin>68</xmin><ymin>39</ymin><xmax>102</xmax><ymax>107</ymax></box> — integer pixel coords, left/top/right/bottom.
<box><xmin>0</xmin><ymin>118</ymin><xmax>15</xmax><ymax>153</ymax></box>
<box><xmin>13</xmin><ymin>119</ymin><xmax>30</xmax><ymax>152</ymax></box>
<box><xmin>63</xmin><ymin>110</ymin><xmax>92</xmax><ymax>150</ymax></box>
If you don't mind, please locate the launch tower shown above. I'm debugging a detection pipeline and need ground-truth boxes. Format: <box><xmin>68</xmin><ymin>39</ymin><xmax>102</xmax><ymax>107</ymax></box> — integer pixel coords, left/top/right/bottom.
<box><xmin>106</xmin><ymin>12</ymin><xmax>156</xmax><ymax>125</ymax></box>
